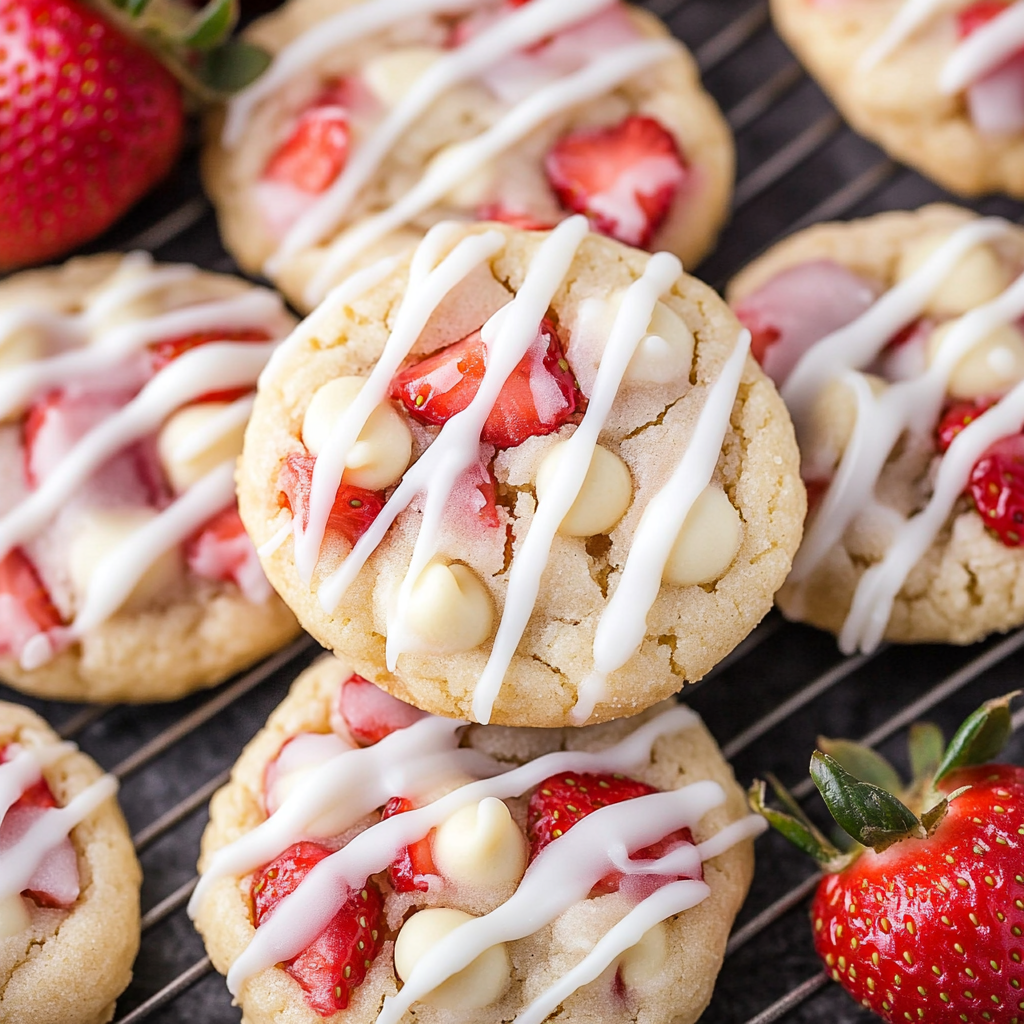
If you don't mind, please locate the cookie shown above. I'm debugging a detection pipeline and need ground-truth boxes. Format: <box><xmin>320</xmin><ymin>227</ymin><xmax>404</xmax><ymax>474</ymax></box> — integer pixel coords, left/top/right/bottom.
<box><xmin>0</xmin><ymin>701</ymin><xmax>141</xmax><ymax>1024</ymax></box>
<box><xmin>772</xmin><ymin>0</ymin><xmax>1024</xmax><ymax>197</ymax></box>
<box><xmin>729</xmin><ymin>203</ymin><xmax>1024</xmax><ymax>652</ymax></box>
<box><xmin>0</xmin><ymin>252</ymin><xmax>301</xmax><ymax>703</ymax></box>
<box><xmin>191</xmin><ymin>654</ymin><xmax>761</xmax><ymax>1024</ymax></box>
<box><xmin>238</xmin><ymin>219</ymin><xmax>805</xmax><ymax>727</ymax></box>
<box><xmin>202</xmin><ymin>0</ymin><xmax>735</xmax><ymax>312</ymax></box>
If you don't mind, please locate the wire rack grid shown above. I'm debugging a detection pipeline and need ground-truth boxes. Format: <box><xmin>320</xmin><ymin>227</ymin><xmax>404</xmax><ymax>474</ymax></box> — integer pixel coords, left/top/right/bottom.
<box><xmin>6</xmin><ymin>1</ymin><xmax>1024</xmax><ymax>1021</ymax></box>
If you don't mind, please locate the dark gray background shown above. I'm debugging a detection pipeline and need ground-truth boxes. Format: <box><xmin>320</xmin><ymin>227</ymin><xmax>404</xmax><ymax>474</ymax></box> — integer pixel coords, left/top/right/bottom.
<box><xmin>6</xmin><ymin>1</ymin><xmax>1024</xmax><ymax>1021</ymax></box>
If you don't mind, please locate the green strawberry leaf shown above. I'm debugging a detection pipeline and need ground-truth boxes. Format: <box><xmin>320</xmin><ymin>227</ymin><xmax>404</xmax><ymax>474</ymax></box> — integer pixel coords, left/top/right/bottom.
<box><xmin>909</xmin><ymin>722</ymin><xmax>945</xmax><ymax>784</ymax></box>
<box><xmin>184</xmin><ymin>0</ymin><xmax>237</xmax><ymax>51</ymax></box>
<box><xmin>748</xmin><ymin>777</ymin><xmax>844</xmax><ymax>867</ymax></box>
<box><xmin>817</xmin><ymin>737</ymin><xmax>904</xmax><ymax>796</ymax></box>
<box><xmin>810</xmin><ymin>752</ymin><xmax>925</xmax><ymax>853</ymax></box>
<box><xmin>196</xmin><ymin>40</ymin><xmax>272</xmax><ymax>93</ymax></box>
<box><xmin>934</xmin><ymin>692</ymin><xmax>1021</xmax><ymax>785</ymax></box>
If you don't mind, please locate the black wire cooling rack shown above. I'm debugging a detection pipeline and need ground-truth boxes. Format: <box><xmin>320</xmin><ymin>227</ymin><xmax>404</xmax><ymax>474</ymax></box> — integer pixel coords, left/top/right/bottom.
<box><xmin>6</xmin><ymin>1</ymin><xmax>1024</xmax><ymax>1021</ymax></box>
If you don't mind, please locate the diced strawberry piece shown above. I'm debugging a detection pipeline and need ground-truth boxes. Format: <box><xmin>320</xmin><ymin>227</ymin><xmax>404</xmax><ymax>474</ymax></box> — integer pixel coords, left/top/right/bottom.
<box><xmin>732</xmin><ymin>260</ymin><xmax>881</xmax><ymax>386</ymax></box>
<box><xmin>958</xmin><ymin>1</ymin><xmax>1011</xmax><ymax>37</ymax></box>
<box><xmin>149</xmin><ymin>328</ymin><xmax>270</xmax><ymax>404</ymax></box>
<box><xmin>0</xmin><ymin>745</ymin><xmax>78</xmax><ymax>908</ymax></box>
<box><xmin>969</xmin><ymin>433</ymin><xmax>1024</xmax><ymax>545</ymax></box>
<box><xmin>380</xmin><ymin>797</ymin><xmax>439</xmax><ymax>893</ymax></box>
<box><xmin>545</xmin><ymin>115</ymin><xmax>688</xmax><ymax>248</ymax></box>
<box><xmin>335</xmin><ymin>674</ymin><xmax>426</xmax><ymax>747</ymax></box>
<box><xmin>186</xmin><ymin>506</ymin><xmax>271</xmax><ymax>604</ymax></box>
<box><xmin>263</xmin><ymin>732</ymin><xmax>354</xmax><ymax>816</ymax></box>
<box><xmin>0</xmin><ymin>549</ymin><xmax>62</xmax><ymax>659</ymax></box>
<box><xmin>264</xmin><ymin>82</ymin><xmax>352</xmax><ymax>194</ymax></box>
<box><xmin>251</xmin><ymin>842</ymin><xmax>384</xmax><ymax>1016</ymax></box>
<box><xmin>277</xmin><ymin>453</ymin><xmax>385</xmax><ymax>546</ymax></box>
<box><xmin>474</xmin><ymin>465</ymin><xmax>501</xmax><ymax>528</ymax></box>
<box><xmin>476</xmin><ymin>203</ymin><xmax>557</xmax><ymax>231</ymax></box>
<box><xmin>936</xmin><ymin>399</ymin><xmax>996</xmax><ymax>453</ymax></box>
<box><xmin>390</xmin><ymin>318</ymin><xmax>576</xmax><ymax>449</ymax></box>
<box><xmin>804</xmin><ymin>478</ymin><xmax>831</xmax><ymax>516</ymax></box>
<box><xmin>526</xmin><ymin>772</ymin><xmax>698</xmax><ymax>894</ymax></box>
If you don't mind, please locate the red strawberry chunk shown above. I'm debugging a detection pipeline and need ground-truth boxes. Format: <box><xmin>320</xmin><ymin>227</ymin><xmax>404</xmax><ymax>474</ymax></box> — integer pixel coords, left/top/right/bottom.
<box><xmin>264</xmin><ymin>83</ymin><xmax>352</xmax><ymax>194</ymax></box>
<box><xmin>958</xmin><ymin>0</ymin><xmax>1012</xmax><ymax>36</ymax></box>
<box><xmin>278</xmin><ymin>452</ymin><xmax>385</xmax><ymax>546</ymax></box>
<box><xmin>251</xmin><ymin>842</ymin><xmax>384</xmax><ymax>1016</ymax></box>
<box><xmin>380</xmin><ymin>797</ymin><xmax>439</xmax><ymax>893</ymax></box>
<box><xmin>545</xmin><ymin>115</ymin><xmax>688</xmax><ymax>248</ymax></box>
<box><xmin>186</xmin><ymin>506</ymin><xmax>270</xmax><ymax>604</ymax></box>
<box><xmin>476</xmin><ymin>203</ymin><xmax>557</xmax><ymax>232</ymax></box>
<box><xmin>527</xmin><ymin>772</ymin><xmax>698</xmax><ymax>895</ymax></box>
<box><xmin>335</xmin><ymin>674</ymin><xmax>426</xmax><ymax>747</ymax></box>
<box><xmin>0</xmin><ymin>549</ymin><xmax>62</xmax><ymax>659</ymax></box>
<box><xmin>389</xmin><ymin>318</ymin><xmax>577</xmax><ymax>449</ymax></box>
<box><xmin>969</xmin><ymin>432</ymin><xmax>1024</xmax><ymax>545</ymax></box>
<box><xmin>936</xmin><ymin>399</ymin><xmax>996</xmax><ymax>453</ymax></box>
<box><xmin>0</xmin><ymin>744</ymin><xmax>79</xmax><ymax>908</ymax></box>
<box><xmin>149</xmin><ymin>328</ymin><xmax>270</xmax><ymax>404</ymax></box>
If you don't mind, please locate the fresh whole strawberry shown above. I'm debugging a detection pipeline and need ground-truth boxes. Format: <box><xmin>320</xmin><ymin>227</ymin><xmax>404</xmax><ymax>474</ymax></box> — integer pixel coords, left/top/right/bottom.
<box><xmin>0</xmin><ymin>0</ymin><xmax>184</xmax><ymax>270</ymax></box>
<box><xmin>380</xmin><ymin>797</ymin><xmax>439</xmax><ymax>893</ymax></box>
<box><xmin>277</xmin><ymin>452</ymin><xmax>385</xmax><ymax>545</ymax></box>
<box><xmin>544</xmin><ymin>115</ymin><xmax>688</xmax><ymax>249</ymax></box>
<box><xmin>389</xmin><ymin>318</ymin><xmax>577</xmax><ymax>449</ymax></box>
<box><xmin>251</xmin><ymin>841</ymin><xmax>385</xmax><ymax>1016</ymax></box>
<box><xmin>527</xmin><ymin>771</ymin><xmax>697</xmax><ymax>894</ymax></box>
<box><xmin>968</xmin><ymin>434</ymin><xmax>1024</xmax><ymax>546</ymax></box>
<box><xmin>752</xmin><ymin>693</ymin><xmax>1024</xmax><ymax>1024</ymax></box>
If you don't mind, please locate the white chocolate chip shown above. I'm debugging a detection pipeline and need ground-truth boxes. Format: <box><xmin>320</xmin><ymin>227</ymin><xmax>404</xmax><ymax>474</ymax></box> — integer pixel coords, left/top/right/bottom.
<box><xmin>0</xmin><ymin>327</ymin><xmax>43</xmax><ymax>372</ymax></box>
<box><xmin>364</xmin><ymin>47</ymin><xmax>444</xmax><ymax>107</ymax></box>
<box><xmin>158</xmin><ymin>402</ymin><xmax>247</xmax><ymax>494</ymax></box>
<box><xmin>301</xmin><ymin>377</ymin><xmax>412</xmax><ymax>491</ymax></box>
<box><xmin>807</xmin><ymin>373</ymin><xmax>887</xmax><ymax>471</ymax></box>
<box><xmin>68</xmin><ymin>508</ymin><xmax>184</xmax><ymax>610</ymax></box>
<box><xmin>663</xmin><ymin>486</ymin><xmax>742</xmax><ymax>587</ymax></box>
<box><xmin>618</xmin><ymin>920</ymin><xmax>669</xmax><ymax>988</ymax></box>
<box><xmin>394</xmin><ymin>908</ymin><xmax>511</xmax><ymax>1010</ymax></box>
<box><xmin>0</xmin><ymin>894</ymin><xmax>30</xmax><ymax>939</ymax></box>
<box><xmin>535</xmin><ymin>442</ymin><xmax>633</xmax><ymax>537</ymax></box>
<box><xmin>431</xmin><ymin>797</ymin><xmax>527</xmax><ymax>888</ymax></box>
<box><xmin>627</xmin><ymin>299</ymin><xmax>695</xmax><ymax>384</ymax></box>
<box><xmin>897</xmin><ymin>233</ymin><xmax>1011</xmax><ymax>318</ymax></box>
<box><xmin>928</xmin><ymin>321</ymin><xmax>1024</xmax><ymax>399</ymax></box>
<box><xmin>403</xmin><ymin>561</ymin><xmax>494</xmax><ymax>653</ymax></box>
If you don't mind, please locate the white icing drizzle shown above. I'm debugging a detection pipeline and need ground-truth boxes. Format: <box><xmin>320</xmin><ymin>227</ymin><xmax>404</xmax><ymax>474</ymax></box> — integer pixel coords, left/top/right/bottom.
<box><xmin>295</xmin><ymin>226</ymin><xmax>506</xmax><ymax>584</ymax></box>
<box><xmin>314</xmin><ymin>217</ymin><xmax>588</xmax><ymax>617</ymax></box>
<box><xmin>222</xmin><ymin>0</ymin><xmax>494</xmax><ymax>148</ymax></box>
<box><xmin>0</xmin><ymin>259</ymin><xmax>293</xmax><ymax>666</ymax></box>
<box><xmin>376</xmin><ymin>784</ymin><xmax>724</xmax><ymax>1024</ymax></box>
<box><xmin>858</xmin><ymin>0</ymin><xmax>1024</xmax><ymax>95</ymax></box>
<box><xmin>0</xmin><ymin>743</ymin><xmax>118</xmax><ymax>903</ymax></box>
<box><xmin>20</xmin><ymin>461</ymin><xmax>239</xmax><ymax>671</ymax></box>
<box><xmin>471</xmin><ymin>251</ymin><xmax>684</xmax><ymax>724</ymax></box>
<box><xmin>0</xmin><ymin>342</ymin><xmax>277</xmax><ymax>562</ymax></box>
<box><xmin>776</xmin><ymin>218</ymin><xmax>1024</xmax><ymax>653</ymax></box>
<box><xmin>302</xmin><ymin>37</ymin><xmax>677</xmax><ymax>305</ymax></box>
<box><xmin>573</xmin><ymin>329</ymin><xmax>751</xmax><ymax>724</ymax></box>
<box><xmin>172</xmin><ymin>395</ymin><xmax>255</xmax><ymax>462</ymax></box>
<box><xmin>269</xmin><ymin>0</ymin><xmax>618</xmax><ymax>278</ymax></box>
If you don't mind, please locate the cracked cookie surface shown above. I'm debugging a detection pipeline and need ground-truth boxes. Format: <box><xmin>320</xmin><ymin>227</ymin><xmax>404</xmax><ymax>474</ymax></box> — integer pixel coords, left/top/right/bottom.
<box><xmin>239</xmin><ymin>223</ymin><xmax>804</xmax><ymax>727</ymax></box>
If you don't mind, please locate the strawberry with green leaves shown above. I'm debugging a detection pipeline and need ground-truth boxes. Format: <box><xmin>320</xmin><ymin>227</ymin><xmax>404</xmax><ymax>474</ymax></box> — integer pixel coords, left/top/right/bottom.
<box><xmin>752</xmin><ymin>693</ymin><xmax>1024</xmax><ymax>1024</ymax></box>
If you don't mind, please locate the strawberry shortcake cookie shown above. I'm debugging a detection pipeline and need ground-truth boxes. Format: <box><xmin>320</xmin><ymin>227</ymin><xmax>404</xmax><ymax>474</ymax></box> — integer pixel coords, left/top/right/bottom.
<box><xmin>0</xmin><ymin>253</ymin><xmax>301</xmax><ymax>703</ymax></box>
<box><xmin>0</xmin><ymin>701</ymin><xmax>140</xmax><ymax>1024</ymax></box>
<box><xmin>730</xmin><ymin>204</ymin><xmax>1024</xmax><ymax>652</ymax></box>
<box><xmin>772</xmin><ymin>0</ymin><xmax>1024</xmax><ymax>196</ymax></box>
<box><xmin>238</xmin><ymin>219</ymin><xmax>805</xmax><ymax>727</ymax></box>
<box><xmin>202</xmin><ymin>0</ymin><xmax>734</xmax><ymax>313</ymax></box>
<box><xmin>191</xmin><ymin>655</ymin><xmax>763</xmax><ymax>1024</ymax></box>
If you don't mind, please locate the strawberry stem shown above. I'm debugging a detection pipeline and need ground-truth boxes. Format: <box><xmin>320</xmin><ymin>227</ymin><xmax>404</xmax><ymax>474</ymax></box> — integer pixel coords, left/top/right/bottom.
<box><xmin>933</xmin><ymin>691</ymin><xmax>1021</xmax><ymax>785</ymax></box>
<box><xmin>748</xmin><ymin>777</ymin><xmax>850</xmax><ymax>870</ymax></box>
